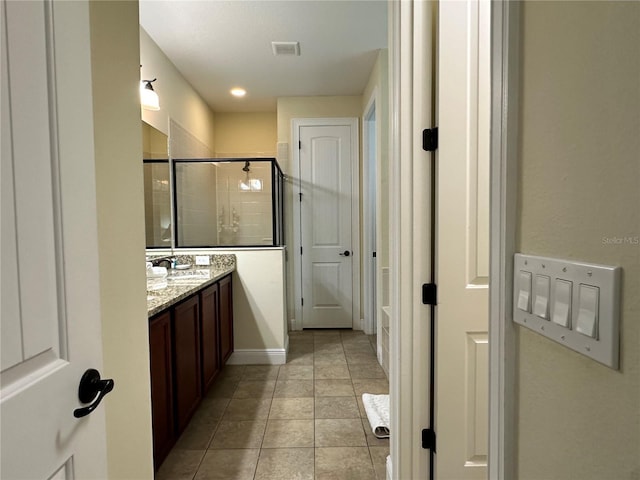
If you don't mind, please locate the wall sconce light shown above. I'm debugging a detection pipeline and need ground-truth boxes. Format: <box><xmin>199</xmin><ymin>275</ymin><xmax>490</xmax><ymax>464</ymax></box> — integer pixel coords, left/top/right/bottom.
<box><xmin>140</xmin><ymin>78</ymin><xmax>160</xmax><ymax>111</ymax></box>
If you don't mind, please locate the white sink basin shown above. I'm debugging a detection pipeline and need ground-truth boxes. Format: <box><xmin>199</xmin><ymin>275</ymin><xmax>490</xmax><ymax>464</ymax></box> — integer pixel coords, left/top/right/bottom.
<box><xmin>167</xmin><ymin>271</ymin><xmax>211</xmax><ymax>282</ymax></box>
<box><xmin>147</xmin><ymin>279</ymin><xmax>168</xmax><ymax>290</ymax></box>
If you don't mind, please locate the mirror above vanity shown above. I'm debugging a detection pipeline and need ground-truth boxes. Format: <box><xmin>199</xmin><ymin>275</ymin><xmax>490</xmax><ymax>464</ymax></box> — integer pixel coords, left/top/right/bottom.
<box><xmin>142</xmin><ymin>121</ymin><xmax>171</xmax><ymax>249</ymax></box>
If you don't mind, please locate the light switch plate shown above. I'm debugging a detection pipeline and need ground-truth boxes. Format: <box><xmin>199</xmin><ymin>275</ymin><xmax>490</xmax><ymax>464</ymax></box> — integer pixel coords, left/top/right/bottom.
<box><xmin>195</xmin><ymin>255</ymin><xmax>211</xmax><ymax>266</ymax></box>
<box><xmin>513</xmin><ymin>254</ymin><xmax>621</xmax><ymax>369</ymax></box>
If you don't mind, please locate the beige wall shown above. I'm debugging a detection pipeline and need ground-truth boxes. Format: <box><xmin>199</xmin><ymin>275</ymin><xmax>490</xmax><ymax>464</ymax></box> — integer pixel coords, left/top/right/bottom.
<box><xmin>140</xmin><ymin>28</ymin><xmax>215</xmax><ymax>153</ymax></box>
<box><xmin>277</xmin><ymin>95</ymin><xmax>363</xmax><ymax>322</ymax></box>
<box><xmin>176</xmin><ymin>249</ymin><xmax>288</xmax><ymax>353</ymax></box>
<box><xmin>228</xmin><ymin>249</ymin><xmax>287</xmax><ymax>351</ymax></box>
<box><xmin>89</xmin><ymin>2</ymin><xmax>153</xmax><ymax>479</ymax></box>
<box><xmin>142</xmin><ymin>121</ymin><xmax>168</xmax><ymax>159</ymax></box>
<box><xmin>214</xmin><ymin>112</ymin><xmax>277</xmax><ymax>157</ymax></box>
<box><xmin>517</xmin><ymin>2</ymin><xmax>640</xmax><ymax>478</ymax></box>
<box><xmin>277</xmin><ymin>95</ymin><xmax>363</xmax><ymax>170</ymax></box>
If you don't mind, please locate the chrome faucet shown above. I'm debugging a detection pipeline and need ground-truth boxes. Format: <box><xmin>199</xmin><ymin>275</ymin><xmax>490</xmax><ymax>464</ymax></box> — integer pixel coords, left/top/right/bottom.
<box><xmin>150</xmin><ymin>256</ymin><xmax>174</xmax><ymax>269</ymax></box>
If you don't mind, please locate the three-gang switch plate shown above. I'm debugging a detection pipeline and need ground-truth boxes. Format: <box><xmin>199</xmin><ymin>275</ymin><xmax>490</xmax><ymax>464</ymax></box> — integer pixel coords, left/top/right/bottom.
<box><xmin>513</xmin><ymin>254</ymin><xmax>621</xmax><ymax>369</ymax></box>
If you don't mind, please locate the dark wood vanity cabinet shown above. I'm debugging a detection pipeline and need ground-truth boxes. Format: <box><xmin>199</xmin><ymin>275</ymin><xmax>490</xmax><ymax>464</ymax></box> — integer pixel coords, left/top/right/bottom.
<box><xmin>173</xmin><ymin>294</ymin><xmax>202</xmax><ymax>433</ymax></box>
<box><xmin>200</xmin><ymin>283</ymin><xmax>220</xmax><ymax>393</ymax></box>
<box><xmin>219</xmin><ymin>274</ymin><xmax>234</xmax><ymax>363</ymax></box>
<box><xmin>148</xmin><ymin>311</ymin><xmax>174</xmax><ymax>470</ymax></box>
<box><xmin>149</xmin><ymin>273</ymin><xmax>233</xmax><ymax>470</ymax></box>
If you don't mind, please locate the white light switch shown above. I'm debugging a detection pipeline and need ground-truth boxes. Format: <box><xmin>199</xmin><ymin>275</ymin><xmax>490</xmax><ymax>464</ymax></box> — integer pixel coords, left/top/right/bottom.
<box><xmin>576</xmin><ymin>284</ymin><xmax>599</xmax><ymax>339</ymax></box>
<box><xmin>195</xmin><ymin>255</ymin><xmax>210</xmax><ymax>266</ymax></box>
<box><xmin>551</xmin><ymin>279</ymin><xmax>572</xmax><ymax>328</ymax></box>
<box><xmin>513</xmin><ymin>253</ymin><xmax>620</xmax><ymax>369</ymax></box>
<box><xmin>517</xmin><ymin>271</ymin><xmax>532</xmax><ymax>312</ymax></box>
<box><xmin>533</xmin><ymin>275</ymin><xmax>550</xmax><ymax>319</ymax></box>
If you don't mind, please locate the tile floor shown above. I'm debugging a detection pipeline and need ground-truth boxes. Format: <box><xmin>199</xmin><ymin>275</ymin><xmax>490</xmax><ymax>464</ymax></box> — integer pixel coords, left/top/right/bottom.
<box><xmin>156</xmin><ymin>330</ymin><xmax>389</xmax><ymax>480</ymax></box>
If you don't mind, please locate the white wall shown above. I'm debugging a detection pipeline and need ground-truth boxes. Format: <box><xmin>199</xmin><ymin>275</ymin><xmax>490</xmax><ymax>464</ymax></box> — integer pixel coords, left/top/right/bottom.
<box><xmin>517</xmin><ymin>2</ymin><xmax>640</xmax><ymax>478</ymax></box>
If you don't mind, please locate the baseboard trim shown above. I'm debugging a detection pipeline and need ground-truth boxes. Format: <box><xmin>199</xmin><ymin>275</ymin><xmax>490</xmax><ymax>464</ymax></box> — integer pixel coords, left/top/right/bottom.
<box><xmin>226</xmin><ymin>349</ymin><xmax>287</xmax><ymax>365</ymax></box>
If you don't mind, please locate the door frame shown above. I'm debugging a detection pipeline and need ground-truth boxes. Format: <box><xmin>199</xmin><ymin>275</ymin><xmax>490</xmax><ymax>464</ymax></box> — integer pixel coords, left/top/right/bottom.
<box><xmin>363</xmin><ymin>90</ymin><xmax>379</xmax><ymax>335</ymax></box>
<box><xmin>389</xmin><ymin>0</ymin><xmax>518</xmax><ymax>478</ymax></box>
<box><xmin>388</xmin><ymin>0</ymin><xmax>435</xmax><ymax>478</ymax></box>
<box><xmin>488</xmin><ymin>1</ymin><xmax>519</xmax><ymax>479</ymax></box>
<box><xmin>291</xmin><ymin>117</ymin><xmax>361</xmax><ymax>330</ymax></box>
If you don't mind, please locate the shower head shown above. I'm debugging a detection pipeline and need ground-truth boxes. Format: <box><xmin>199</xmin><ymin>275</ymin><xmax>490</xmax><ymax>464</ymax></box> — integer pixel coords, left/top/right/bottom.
<box><xmin>242</xmin><ymin>161</ymin><xmax>251</xmax><ymax>172</ymax></box>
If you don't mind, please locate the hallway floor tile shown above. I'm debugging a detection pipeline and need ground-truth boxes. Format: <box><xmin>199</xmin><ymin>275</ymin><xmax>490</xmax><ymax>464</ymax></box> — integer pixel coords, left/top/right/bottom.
<box><xmin>156</xmin><ymin>330</ymin><xmax>388</xmax><ymax>480</ymax></box>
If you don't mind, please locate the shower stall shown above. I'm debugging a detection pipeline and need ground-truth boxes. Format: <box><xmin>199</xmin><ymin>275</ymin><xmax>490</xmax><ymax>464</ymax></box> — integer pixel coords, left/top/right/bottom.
<box><xmin>171</xmin><ymin>158</ymin><xmax>284</xmax><ymax>248</ymax></box>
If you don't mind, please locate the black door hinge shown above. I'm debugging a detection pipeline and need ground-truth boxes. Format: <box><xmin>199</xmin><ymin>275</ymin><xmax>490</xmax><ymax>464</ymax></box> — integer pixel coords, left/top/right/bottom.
<box><xmin>299</xmin><ymin>192</ymin><xmax>303</xmax><ymax>201</ymax></box>
<box><xmin>373</xmin><ymin>252</ymin><xmax>377</xmax><ymax>258</ymax></box>
<box><xmin>422</xmin><ymin>128</ymin><xmax>438</xmax><ymax>151</ymax></box>
<box><xmin>301</xmin><ymin>298</ymin><xmax>304</xmax><ymax>306</ymax></box>
<box><xmin>300</xmin><ymin>246</ymin><xmax>303</xmax><ymax>255</ymax></box>
<box><xmin>299</xmin><ymin>141</ymin><xmax>302</xmax><ymax>149</ymax></box>
<box><xmin>422</xmin><ymin>283</ymin><xmax>437</xmax><ymax>305</ymax></box>
<box><xmin>422</xmin><ymin>428</ymin><xmax>436</xmax><ymax>451</ymax></box>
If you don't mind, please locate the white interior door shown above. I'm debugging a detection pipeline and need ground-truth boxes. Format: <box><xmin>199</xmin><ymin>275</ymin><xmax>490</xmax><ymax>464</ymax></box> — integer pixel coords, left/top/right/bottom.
<box><xmin>1</xmin><ymin>1</ymin><xmax>108</xmax><ymax>478</ymax></box>
<box><xmin>435</xmin><ymin>0</ymin><xmax>491</xmax><ymax>478</ymax></box>
<box><xmin>295</xmin><ymin>119</ymin><xmax>359</xmax><ymax>329</ymax></box>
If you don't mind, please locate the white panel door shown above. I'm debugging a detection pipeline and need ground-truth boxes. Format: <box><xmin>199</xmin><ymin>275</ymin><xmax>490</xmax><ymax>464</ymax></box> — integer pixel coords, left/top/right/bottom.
<box><xmin>436</xmin><ymin>0</ymin><xmax>490</xmax><ymax>478</ymax></box>
<box><xmin>299</xmin><ymin>123</ymin><xmax>355</xmax><ymax>328</ymax></box>
<box><xmin>1</xmin><ymin>1</ymin><xmax>108</xmax><ymax>478</ymax></box>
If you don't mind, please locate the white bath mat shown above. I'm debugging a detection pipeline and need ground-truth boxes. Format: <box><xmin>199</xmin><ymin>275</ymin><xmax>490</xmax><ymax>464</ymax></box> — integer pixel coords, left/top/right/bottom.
<box><xmin>362</xmin><ymin>393</ymin><xmax>390</xmax><ymax>438</ymax></box>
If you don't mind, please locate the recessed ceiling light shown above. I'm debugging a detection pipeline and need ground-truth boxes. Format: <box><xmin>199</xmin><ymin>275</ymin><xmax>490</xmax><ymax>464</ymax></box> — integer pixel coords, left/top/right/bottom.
<box><xmin>230</xmin><ymin>87</ymin><xmax>246</xmax><ymax>97</ymax></box>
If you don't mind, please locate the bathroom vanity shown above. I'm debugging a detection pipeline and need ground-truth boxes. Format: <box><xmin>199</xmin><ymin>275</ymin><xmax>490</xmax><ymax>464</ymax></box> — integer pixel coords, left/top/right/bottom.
<box><xmin>146</xmin><ymin>255</ymin><xmax>235</xmax><ymax>469</ymax></box>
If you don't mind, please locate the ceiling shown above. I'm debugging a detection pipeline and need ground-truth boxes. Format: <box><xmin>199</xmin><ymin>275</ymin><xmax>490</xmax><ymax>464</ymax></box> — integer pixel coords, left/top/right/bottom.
<box><xmin>139</xmin><ymin>0</ymin><xmax>388</xmax><ymax>113</ymax></box>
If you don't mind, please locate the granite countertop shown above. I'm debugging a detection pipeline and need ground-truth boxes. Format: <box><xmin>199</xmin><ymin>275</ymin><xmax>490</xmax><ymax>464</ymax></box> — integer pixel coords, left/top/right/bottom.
<box><xmin>146</xmin><ymin>254</ymin><xmax>235</xmax><ymax>318</ymax></box>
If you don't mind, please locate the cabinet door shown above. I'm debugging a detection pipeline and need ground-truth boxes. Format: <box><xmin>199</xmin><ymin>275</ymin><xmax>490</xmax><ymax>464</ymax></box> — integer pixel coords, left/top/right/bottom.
<box><xmin>173</xmin><ymin>295</ymin><xmax>202</xmax><ymax>433</ymax></box>
<box><xmin>201</xmin><ymin>283</ymin><xmax>220</xmax><ymax>393</ymax></box>
<box><xmin>219</xmin><ymin>274</ymin><xmax>234</xmax><ymax>363</ymax></box>
<box><xmin>149</xmin><ymin>311</ymin><xmax>174</xmax><ymax>470</ymax></box>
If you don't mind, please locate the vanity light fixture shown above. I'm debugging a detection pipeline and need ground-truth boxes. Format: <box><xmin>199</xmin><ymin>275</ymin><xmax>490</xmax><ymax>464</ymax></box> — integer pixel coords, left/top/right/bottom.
<box><xmin>140</xmin><ymin>78</ymin><xmax>160</xmax><ymax>111</ymax></box>
<box><xmin>230</xmin><ymin>87</ymin><xmax>246</xmax><ymax>98</ymax></box>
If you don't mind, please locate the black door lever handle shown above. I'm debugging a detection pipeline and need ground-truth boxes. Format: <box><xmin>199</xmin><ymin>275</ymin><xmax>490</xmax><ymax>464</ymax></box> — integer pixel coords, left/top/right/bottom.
<box><xmin>73</xmin><ymin>368</ymin><xmax>114</xmax><ymax>418</ymax></box>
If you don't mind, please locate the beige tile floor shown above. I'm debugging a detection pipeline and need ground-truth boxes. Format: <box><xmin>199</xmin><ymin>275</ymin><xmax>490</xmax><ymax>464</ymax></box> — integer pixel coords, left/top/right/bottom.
<box><xmin>156</xmin><ymin>330</ymin><xmax>389</xmax><ymax>480</ymax></box>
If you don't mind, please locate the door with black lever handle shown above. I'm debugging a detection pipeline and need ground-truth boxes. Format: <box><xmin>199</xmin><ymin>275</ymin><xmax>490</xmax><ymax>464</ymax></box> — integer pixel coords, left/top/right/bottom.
<box><xmin>73</xmin><ymin>369</ymin><xmax>114</xmax><ymax>418</ymax></box>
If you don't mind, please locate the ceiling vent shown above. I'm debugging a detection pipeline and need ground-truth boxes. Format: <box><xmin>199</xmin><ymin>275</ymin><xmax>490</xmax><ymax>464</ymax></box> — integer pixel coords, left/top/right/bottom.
<box><xmin>271</xmin><ymin>41</ymin><xmax>300</xmax><ymax>56</ymax></box>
